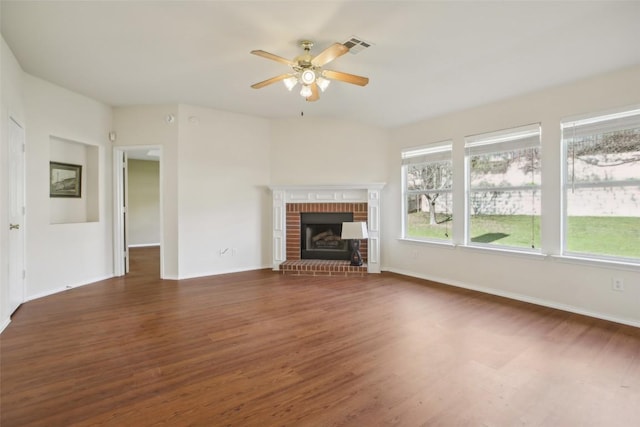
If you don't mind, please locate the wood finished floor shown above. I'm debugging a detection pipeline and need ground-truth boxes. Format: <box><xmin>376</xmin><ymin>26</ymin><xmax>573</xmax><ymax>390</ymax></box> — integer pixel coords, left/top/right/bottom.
<box><xmin>1</xmin><ymin>247</ymin><xmax>639</xmax><ymax>426</ymax></box>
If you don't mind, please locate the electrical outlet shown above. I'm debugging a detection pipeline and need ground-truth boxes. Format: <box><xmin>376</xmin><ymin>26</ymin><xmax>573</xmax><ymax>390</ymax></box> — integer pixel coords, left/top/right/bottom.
<box><xmin>611</xmin><ymin>278</ymin><xmax>624</xmax><ymax>292</ymax></box>
<box><xmin>219</xmin><ymin>248</ymin><xmax>230</xmax><ymax>257</ymax></box>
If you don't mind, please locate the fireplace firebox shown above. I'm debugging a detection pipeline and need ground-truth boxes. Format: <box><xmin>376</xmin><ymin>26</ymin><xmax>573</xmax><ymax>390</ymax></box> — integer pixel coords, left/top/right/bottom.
<box><xmin>300</xmin><ymin>212</ymin><xmax>353</xmax><ymax>260</ymax></box>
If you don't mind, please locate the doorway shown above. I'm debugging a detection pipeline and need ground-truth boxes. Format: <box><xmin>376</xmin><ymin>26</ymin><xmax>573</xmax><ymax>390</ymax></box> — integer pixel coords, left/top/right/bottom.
<box><xmin>113</xmin><ymin>146</ymin><xmax>163</xmax><ymax>277</ymax></box>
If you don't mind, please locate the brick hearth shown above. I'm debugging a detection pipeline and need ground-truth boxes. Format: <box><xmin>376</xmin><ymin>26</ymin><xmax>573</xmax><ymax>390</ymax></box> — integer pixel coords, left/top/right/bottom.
<box><xmin>279</xmin><ymin>260</ymin><xmax>367</xmax><ymax>276</ymax></box>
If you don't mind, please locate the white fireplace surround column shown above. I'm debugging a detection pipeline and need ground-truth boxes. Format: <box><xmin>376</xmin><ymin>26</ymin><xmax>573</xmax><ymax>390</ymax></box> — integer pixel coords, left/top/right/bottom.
<box><xmin>268</xmin><ymin>184</ymin><xmax>386</xmax><ymax>274</ymax></box>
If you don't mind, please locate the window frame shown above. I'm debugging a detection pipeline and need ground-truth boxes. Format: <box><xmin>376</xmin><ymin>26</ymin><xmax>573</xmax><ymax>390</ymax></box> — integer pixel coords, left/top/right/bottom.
<box><xmin>560</xmin><ymin>106</ymin><xmax>640</xmax><ymax>264</ymax></box>
<box><xmin>464</xmin><ymin>123</ymin><xmax>542</xmax><ymax>252</ymax></box>
<box><xmin>401</xmin><ymin>141</ymin><xmax>454</xmax><ymax>243</ymax></box>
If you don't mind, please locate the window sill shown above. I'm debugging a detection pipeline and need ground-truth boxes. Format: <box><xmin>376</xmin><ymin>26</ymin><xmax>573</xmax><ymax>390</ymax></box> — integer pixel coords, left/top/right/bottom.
<box><xmin>396</xmin><ymin>240</ymin><xmax>639</xmax><ymax>270</ymax></box>
<box><xmin>397</xmin><ymin>239</ymin><xmax>544</xmax><ymax>259</ymax></box>
<box><xmin>550</xmin><ymin>254</ymin><xmax>640</xmax><ymax>272</ymax></box>
<box><xmin>460</xmin><ymin>244</ymin><xmax>547</xmax><ymax>260</ymax></box>
<box><xmin>397</xmin><ymin>237</ymin><xmax>456</xmax><ymax>249</ymax></box>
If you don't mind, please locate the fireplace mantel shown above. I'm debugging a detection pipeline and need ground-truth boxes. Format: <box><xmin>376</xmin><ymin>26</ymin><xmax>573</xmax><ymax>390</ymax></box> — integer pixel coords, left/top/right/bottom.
<box><xmin>268</xmin><ymin>183</ymin><xmax>385</xmax><ymax>273</ymax></box>
<box><xmin>268</xmin><ymin>184</ymin><xmax>385</xmax><ymax>201</ymax></box>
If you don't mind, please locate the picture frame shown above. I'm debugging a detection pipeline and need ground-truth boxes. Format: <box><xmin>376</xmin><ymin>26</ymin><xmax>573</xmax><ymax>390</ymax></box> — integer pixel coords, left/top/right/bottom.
<box><xmin>50</xmin><ymin>161</ymin><xmax>82</xmax><ymax>198</ymax></box>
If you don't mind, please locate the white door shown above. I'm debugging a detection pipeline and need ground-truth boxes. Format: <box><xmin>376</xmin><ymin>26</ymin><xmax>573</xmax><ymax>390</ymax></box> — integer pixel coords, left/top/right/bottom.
<box><xmin>8</xmin><ymin>117</ymin><xmax>25</xmax><ymax>314</ymax></box>
<box><xmin>114</xmin><ymin>150</ymin><xmax>130</xmax><ymax>275</ymax></box>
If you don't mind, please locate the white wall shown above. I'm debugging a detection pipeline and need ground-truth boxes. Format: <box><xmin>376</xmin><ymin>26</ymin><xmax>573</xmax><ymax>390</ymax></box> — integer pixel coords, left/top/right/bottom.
<box><xmin>127</xmin><ymin>159</ymin><xmax>160</xmax><ymax>246</ymax></box>
<box><xmin>0</xmin><ymin>36</ymin><xmax>26</xmax><ymax>330</ymax></box>
<box><xmin>177</xmin><ymin>104</ymin><xmax>271</xmax><ymax>278</ymax></box>
<box><xmin>113</xmin><ymin>105</ymin><xmax>179</xmax><ymax>278</ymax></box>
<box><xmin>23</xmin><ymin>74</ymin><xmax>113</xmax><ymax>300</ymax></box>
<box><xmin>385</xmin><ymin>65</ymin><xmax>640</xmax><ymax>326</ymax></box>
<box><xmin>270</xmin><ymin>117</ymin><xmax>389</xmax><ymax>185</ymax></box>
<box><xmin>113</xmin><ymin>104</ymin><xmax>272</xmax><ymax>279</ymax></box>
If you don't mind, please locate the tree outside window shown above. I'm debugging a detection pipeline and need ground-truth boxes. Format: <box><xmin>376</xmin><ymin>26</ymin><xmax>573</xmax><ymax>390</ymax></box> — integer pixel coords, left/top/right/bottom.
<box><xmin>402</xmin><ymin>143</ymin><xmax>453</xmax><ymax>241</ymax></box>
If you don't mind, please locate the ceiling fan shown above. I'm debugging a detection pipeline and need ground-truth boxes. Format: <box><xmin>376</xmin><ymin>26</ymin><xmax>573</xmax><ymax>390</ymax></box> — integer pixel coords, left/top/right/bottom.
<box><xmin>250</xmin><ymin>40</ymin><xmax>369</xmax><ymax>102</ymax></box>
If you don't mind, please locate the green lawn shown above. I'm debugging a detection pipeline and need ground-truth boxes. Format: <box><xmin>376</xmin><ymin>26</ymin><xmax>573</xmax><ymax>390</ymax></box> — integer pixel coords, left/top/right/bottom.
<box><xmin>470</xmin><ymin>215</ymin><xmax>540</xmax><ymax>249</ymax></box>
<box><xmin>566</xmin><ymin>216</ymin><xmax>640</xmax><ymax>258</ymax></box>
<box><xmin>407</xmin><ymin>213</ymin><xmax>640</xmax><ymax>258</ymax></box>
<box><xmin>406</xmin><ymin>212</ymin><xmax>452</xmax><ymax>240</ymax></box>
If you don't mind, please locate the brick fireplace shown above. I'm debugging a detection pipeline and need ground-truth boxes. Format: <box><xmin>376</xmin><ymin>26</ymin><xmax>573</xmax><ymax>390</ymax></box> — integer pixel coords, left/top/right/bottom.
<box><xmin>280</xmin><ymin>203</ymin><xmax>368</xmax><ymax>276</ymax></box>
<box><xmin>285</xmin><ymin>203</ymin><xmax>368</xmax><ymax>261</ymax></box>
<box><xmin>269</xmin><ymin>184</ymin><xmax>384</xmax><ymax>275</ymax></box>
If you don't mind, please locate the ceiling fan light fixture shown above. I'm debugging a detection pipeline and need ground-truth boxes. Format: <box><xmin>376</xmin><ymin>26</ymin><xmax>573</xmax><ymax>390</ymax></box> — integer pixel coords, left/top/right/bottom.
<box><xmin>250</xmin><ymin>39</ymin><xmax>369</xmax><ymax>102</ymax></box>
<box><xmin>300</xmin><ymin>85</ymin><xmax>312</xmax><ymax>98</ymax></box>
<box><xmin>300</xmin><ymin>69</ymin><xmax>316</xmax><ymax>85</ymax></box>
<box><xmin>316</xmin><ymin>76</ymin><xmax>330</xmax><ymax>92</ymax></box>
<box><xmin>283</xmin><ymin>76</ymin><xmax>298</xmax><ymax>91</ymax></box>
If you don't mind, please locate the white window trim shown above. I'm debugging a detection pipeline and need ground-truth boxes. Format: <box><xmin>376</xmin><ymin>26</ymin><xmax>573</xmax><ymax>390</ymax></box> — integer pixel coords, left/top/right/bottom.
<box><xmin>464</xmin><ymin>123</ymin><xmax>542</xmax><ymax>251</ymax></box>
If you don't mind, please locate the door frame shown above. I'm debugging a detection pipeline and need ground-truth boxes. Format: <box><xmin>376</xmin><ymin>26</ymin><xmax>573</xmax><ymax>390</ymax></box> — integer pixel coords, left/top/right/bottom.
<box><xmin>113</xmin><ymin>145</ymin><xmax>164</xmax><ymax>277</ymax></box>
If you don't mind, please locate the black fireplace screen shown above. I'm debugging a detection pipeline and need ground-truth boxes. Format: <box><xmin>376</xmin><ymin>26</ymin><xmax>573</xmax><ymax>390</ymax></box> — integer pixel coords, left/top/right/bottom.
<box><xmin>300</xmin><ymin>212</ymin><xmax>353</xmax><ymax>260</ymax></box>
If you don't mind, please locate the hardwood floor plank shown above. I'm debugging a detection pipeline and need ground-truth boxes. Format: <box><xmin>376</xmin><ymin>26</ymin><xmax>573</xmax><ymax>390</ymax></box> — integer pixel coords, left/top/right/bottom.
<box><xmin>1</xmin><ymin>246</ymin><xmax>639</xmax><ymax>426</ymax></box>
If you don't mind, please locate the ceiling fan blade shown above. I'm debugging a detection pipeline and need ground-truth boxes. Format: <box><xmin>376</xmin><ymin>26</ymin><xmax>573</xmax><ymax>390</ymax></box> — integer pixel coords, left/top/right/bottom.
<box><xmin>323</xmin><ymin>70</ymin><xmax>369</xmax><ymax>86</ymax></box>
<box><xmin>250</xmin><ymin>50</ymin><xmax>294</xmax><ymax>66</ymax></box>
<box><xmin>306</xmin><ymin>83</ymin><xmax>320</xmax><ymax>102</ymax></box>
<box><xmin>251</xmin><ymin>74</ymin><xmax>290</xmax><ymax>89</ymax></box>
<box><xmin>311</xmin><ymin>43</ymin><xmax>349</xmax><ymax>67</ymax></box>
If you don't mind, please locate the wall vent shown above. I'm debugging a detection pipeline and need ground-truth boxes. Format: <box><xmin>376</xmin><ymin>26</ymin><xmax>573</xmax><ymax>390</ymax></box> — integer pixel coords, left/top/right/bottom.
<box><xmin>343</xmin><ymin>36</ymin><xmax>372</xmax><ymax>54</ymax></box>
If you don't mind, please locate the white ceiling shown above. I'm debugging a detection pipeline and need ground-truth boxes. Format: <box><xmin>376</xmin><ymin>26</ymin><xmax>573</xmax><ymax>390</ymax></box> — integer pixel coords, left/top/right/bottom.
<box><xmin>2</xmin><ymin>1</ymin><xmax>639</xmax><ymax>128</ymax></box>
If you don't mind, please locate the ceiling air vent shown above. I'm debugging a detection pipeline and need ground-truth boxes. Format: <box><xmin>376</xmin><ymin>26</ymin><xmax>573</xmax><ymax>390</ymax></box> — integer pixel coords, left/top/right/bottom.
<box><xmin>343</xmin><ymin>36</ymin><xmax>372</xmax><ymax>54</ymax></box>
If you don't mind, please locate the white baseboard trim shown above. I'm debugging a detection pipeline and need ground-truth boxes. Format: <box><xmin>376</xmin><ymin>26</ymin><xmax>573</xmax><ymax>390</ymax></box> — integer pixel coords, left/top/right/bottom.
<box><xmin>385</xmin><ymin>267</ymin><xmax>640</xmax><ymax>329</ymax></box>
<box><xmin>128</xmin><ymin>243</ymin><xmax>160</xmax><ymax>248</ymax></box>
<box><xmin>25</xmin><ymin>274</ymin><xmax>114</xmax><ymax>303</ymax></box>
<box><xmin>0</xmin><ymin>317</ymin><xmax>10</xmax><ymax>334</ymax></box>
<box><xmin>177</xmin><ymin>264</ymin><xmax>272</xmax><ymax>280</ymax></box>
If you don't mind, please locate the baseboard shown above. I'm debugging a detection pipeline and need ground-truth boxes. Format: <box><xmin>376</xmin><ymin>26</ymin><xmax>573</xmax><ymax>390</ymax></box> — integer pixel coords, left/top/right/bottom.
<box><xmin>385</xmin><ymin>267</ymin><xmax>640</xmax><ymax>329</ymax></box>
<box><xmin>177</xmin><ymin>264</ymin><xmax>272</xmax><ymax>280</ymax></box>
<box><xmin>25</xmin><ymin>274</ymin><xmax>114</xmax><ymax>303</ymax></box>
<box><xmin>0</xmin><ymin>317</ymin><xmax>10</xmax><ymax>334</ymax></box>
<box><xmin>128</xmin><ymin>243</ymin><xmax>160</xmax><ymax>248</ymax></box>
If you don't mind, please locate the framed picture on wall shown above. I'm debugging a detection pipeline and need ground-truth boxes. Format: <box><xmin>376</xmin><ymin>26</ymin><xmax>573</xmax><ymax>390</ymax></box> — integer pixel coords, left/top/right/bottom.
<box><xmin>50</xmin><ymin>161</ymin><xmax>82</xmax><ymax>198</ymax></box>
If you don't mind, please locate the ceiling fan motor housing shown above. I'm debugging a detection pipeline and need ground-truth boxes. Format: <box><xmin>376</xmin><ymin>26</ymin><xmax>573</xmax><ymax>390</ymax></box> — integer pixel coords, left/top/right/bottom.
<box><xmin>295</xmin><ymin>40</ymin><xmax>314</xmax><ymax>68</ymax></box>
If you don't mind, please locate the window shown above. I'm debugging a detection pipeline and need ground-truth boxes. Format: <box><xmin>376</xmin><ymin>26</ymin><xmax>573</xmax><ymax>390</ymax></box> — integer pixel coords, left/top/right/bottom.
<box><xmin>402</xmin><ymin>142</ymin><xmax>453</xmax><ymax>241</ymax></box>
<box><xmin>465</xmin><ymin>124</ymin><xmax>541</xmax><ymax>250</ymax></box>
<box><xmin>562</xmin><ymin>108</ymin><xmax>640</xmax><ymax>262</ymax></box>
